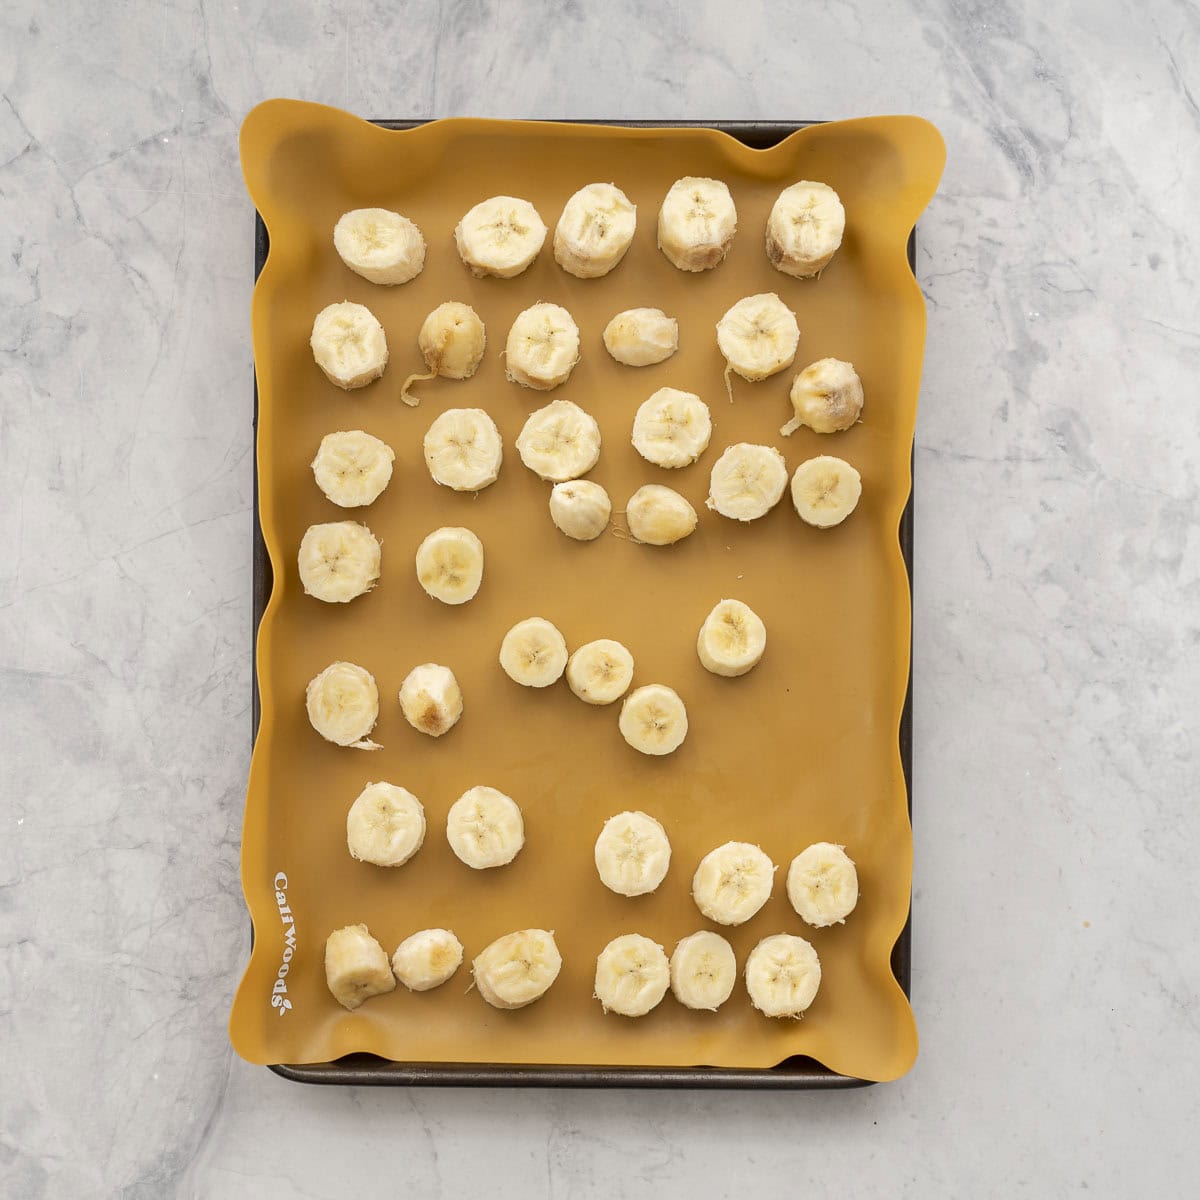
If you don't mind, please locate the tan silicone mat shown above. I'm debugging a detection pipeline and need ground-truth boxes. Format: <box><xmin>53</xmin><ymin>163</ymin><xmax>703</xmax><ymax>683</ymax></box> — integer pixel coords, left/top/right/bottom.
<box><xmin>230</xmin><ymin>100</ymin><xmax>944</xmax><ymax>1081</ymax></box>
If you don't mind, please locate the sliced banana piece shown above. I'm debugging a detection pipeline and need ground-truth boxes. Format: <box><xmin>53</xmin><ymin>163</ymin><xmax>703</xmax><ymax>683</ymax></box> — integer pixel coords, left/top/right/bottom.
<box><xmin>631</xmin><ymin>388</ymin><xmax>712</xmax><ymax>469</ymax></box>
<box><xmin>594</xmin><ymin>934</ymin><xmax>670</xmax><ymax>1017</ymax></box>
<box><xmin>499</xmin><ymin>617</ymin><xmax>568</xmax><ymax>687</ymax></box>
<box><xmin>306</xmin><ymin>661</ymin><xmax>381</xmax><ymax>749</ymax></box>
<box><xmin>716</xmin><ymin>293</ymin><xmax>799</xmax><ymax>398</ymax></box>
<box><xmin>423</xmin><ymin>408</ymin><xmax>502</xmax><ymax>492</ymax></box>
<box><xmin>455</xmin><ymin>196</ymin><xmax>547</xmax><ymax>278</ymax></box>
<box><xmin>297</xmin><ymin>521</ymin><xmax>381</xmax><ymax>604</ymax></box>
<box><xmin>594</xmin><ymin>810</ymin><xmax>671</xmax><ymax>895</ymax></box>
<box><xmin>505</xmin><ymin>302</ymin><xmax>581</xmax><ymax>390</ymax></box>
<box><xmin>619</xmin><ymin>684</ymin><xmax>688</xmax><ymax>756</ymax></box>
<box><xmin>346</xmin><ymin>782</ymin><xmax>426</xmax><ymax>867</ymax></box>
<box><xmin>697</xmin><ymin>598</ymin><xmax>767</xmax><ymax>677</ymax></box>
<box><xmin>567</xmin><ymin>639</ymin><xmax>634</xmax><ymax>705</ymax></box>
<box><xmin>472</xmin><ymin>929</ymin><xmax>562</xmax><ymax>1009</ymax></box>
<box><xmin>603</xmin><ymin>308</ymin><xmax>679</xmax><ymax>367</ymax></box>
<box><xmin>325</xmin><ymin>924</ymin><xmax>396</xmax><ymax>1011</ymax></box>
<box><xmin>787</xmin><ymin>842</ymin><xmax>859</xmax><ymax>927</ymax></box>
<box><xmin>554</xmin><ymin>182</ymin><xmax>637</xmax><ymax>278</ymax></box>
<box><xmin>333</xmin><ymin>207</ymin><xmax>426</xmax><ymax>286</ymax></box>
<box><xmin>516</xmin><ymin>399</ymin><xmax>601</xmax><ymax>482</ymax></box>
<box><xmin>311</xmin><ymin>430</ymin><xmax>395</xmax><ymax>508</ymax></box>
<box><xmin>310</xmin><ymin>301</ymin><xmax>389</xmax><ymax>389</ymax></box>
<box><xmin>398</xmin><ymin>663</ymin><xmax>463</xmax><ymax>737</ymax></box>
<box><xmin>790</xmin><ymin>455</ymin><xmax>862</xmax><ymax>528</ymax></box>
<box><xmin>657</xmin><ymin>177</ymin><xmax>737</xmax><ymax>271</ymax></box>
<box><xmin>692</xmin><ymin>841</ymin><xmax>775</xmax><ymax>926</ymax></box>
<box><xmin>626</xmin><ymin>484</ymin><xmax>698</xmax><ymax>546</ymax></box>
<box><xmin>391</xmin><ymin>929</ymin><xmax>464</xmax><ymax>992</ymax></box>
<box><xmin>670</xmin><ymin>931</ymin><xmax>737</xmax><ymax>1012</ymax></box>
<box><xmin>414</xmin><ymin>526</ymin><xmax>484</xmax><ymax>605</ymax></box>
<box><xmin>783</xmin><ymin>358</ymin><xmax>864</xmax><ymax>436</ymax></box>
<box><xmin>549</xmin><ymin>480</ymin><xmax>612</xmax><ymax>541</ymax></box>
<box><xmin>766</xmin><ymin>181</ymin><xmax>846</xmax><ymax>278</ymax></box>
<box><xmin>745</xmin><ymin>933</ymin><xmax>822</xmax><ymax>1018</ymax></box>
<box><xmin>401</xmin><ymin>302</ymin><xmax>487</xmax><ymax>405</ymax></box>
<box><xmin>706</xmin><ymin>443</ymin><xmax>788</xmax><ymax>522</ymax></box>
<box><xmin>446</xmin><ymin>786</ymin><xmax>525</xmax><ymax>869</ymax></box>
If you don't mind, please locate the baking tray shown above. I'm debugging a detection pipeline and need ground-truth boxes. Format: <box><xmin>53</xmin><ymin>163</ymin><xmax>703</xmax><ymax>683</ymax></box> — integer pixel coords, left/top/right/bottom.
<box><xmin>245</xmin><ymin>118</ymin><xmax>920</xmax><ymax>1088</ymax></box>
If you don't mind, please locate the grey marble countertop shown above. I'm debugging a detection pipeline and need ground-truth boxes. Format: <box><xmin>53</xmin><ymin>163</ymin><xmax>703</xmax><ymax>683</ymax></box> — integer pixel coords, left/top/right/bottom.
<box><xmin>3</xmin><ymin>1</ymin><xmax>1198</xmax><ymax>1196</ymax></box>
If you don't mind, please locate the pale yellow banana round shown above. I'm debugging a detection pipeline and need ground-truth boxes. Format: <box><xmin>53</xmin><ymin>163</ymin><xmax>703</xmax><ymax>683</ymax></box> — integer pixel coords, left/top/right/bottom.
<box><xmin>745</xmin><ymin>933</ymin><xmax>822</xmax><ymax>1018</ymax></box>
<box><xmin>472</xmin><ymin>929</ymin><xmax>562</xmax><ymax>1009</ymax></box>
<box><xmin>619</xmin><ymin>684</ymin><xmax>688</xmax><ymax>756</ymax></box>
<box><xmin>311</xmin><ymin>430</ymin><xmax>395</xmax><ymax>508</ymax></box>
<box><xmin>333</xmin><ymin>207</ymin><xmax>426</xmax><ymax>285</ymax></box>
<box><xmin>310</xmin><ymin>301</ymin><xmax>388</xmax><ymax>389</ymax></box>
<box><xmin>306</xmin><ymin>661</ymin><xmax>381</xmax><ymax>749</ymax></box>
<box><xmin>554</xmin><ymin>182</ymin><xmax>637</xmax><ymax>278</ymax></box>
<box><xmin>516</xmin><ymin>399</ymin><xmax>601</xmax><ymax>482</ymax></box>
<box><xmin>499</xmin><ymin>617</ymin><xmax>568</xmax><ymax>687</ymax></box>
<box><xmin>505</xmin><ymin>302</ymin><xmax>581</xmax><ymax>390</ymax></box>
<box><xmin>297</xmin><ymin>521</ymin><xmax>381</xmax><ymax>604</ymax></box>
<box><xmin>446</xmin><ymin>786</ymin><xmax>525</xmax><ymax>869</ymax></box>
<box><xmin>631</xmin><ymin>387</ymin><xmax>712</xmax><ymax>469</ymax></box>
<box><xmin>766</xmin><ymin>181</ymin><xmax>846</xmax><ymax>278</ymax></box>
<box><xmin>787</xmin><ymin>842</ymin><xmax>859</xmax><ymax>927</ymax></box>
<box><xmin>790</xmin><ymin>455</ymin><xmax>862</xmax><ymax>528</ymax></box>
<box><xmin>594</xmin><ymin>934</ymin><xmax>670</xmax><ymax>1017</ymax></box>
<box><xmin>670</xmin><ymin>931</ymin><xmax>737</xmax><ymax>1011</ymax></box>
<box><xmin>697</xmin><ymin>598</ymin><xmax>767</xmax><ymax>677</ymax></box>
<box><xmin>602</xmin><ymin>308</ymin><xmax>679</xmax><ymax>367</ymax></box>
<box><xmin>414</xmin><ymin>526</ymin><xmax>484</xmax><ymax>605</ymax></box>
<box><xmin>423</xmin><ymin>408</ymin><xmax>502</xmax><ymax>492</ymax></box>
<box><xmin>346</xmin><ymin>782</ymin><xmax>426</xmax><ymax>867</ymax></box>
<box><xmin>783</xmin><ymin>358</ymin><xmax>864</xmax><ymax>436</ymax></box>
<box><xmin>391</xmin><ymin>929</ymin><xmax>464</xmax><ymax>992</ymax></box>
<box><xmin>706</xmin><ymin>443</ymin><xmax>788</xmax><ymax>522</ymax></box>
<box><xmin>454</xmin><ymin>196</ymin><xmax>547</xmax><ymax>278</ymax></box>
<box><xmin>691</xmin><ymin>841</ymin><xmax>775</xmax><ymax>926</ymax></box>
<box><xmin>567</xmin><ymin>639</ymin><xmax>634</xmax><ymax>705</ymax></box>
<box><xmin>398</xmin><ymin>663</ymin><xmax>463</xmax><ymax>737</ymax></box>
<box><xmin>657</xmin><ymin>176</ymin><xmax>737</xmax><ymax>271</ymax></box>
<box><xmin>594</xmin><ymin>810</ymin><xmax>671</xmax><ymax>895</ymax></box>
<box><xmin>716</xmin><ymin>293</ymin><xmax>799</xmax><ymax>385</ymax></box>
<box><xmin>325</xmin><ymin>924</ymin><xmax>396</xmax><ymax>1010</ymax></box>
<box><xmin>399</xmin><ymin>301</ymin><xmax>488</xmax><ymax>406</ymax></box>
<box><xmin>626</xmin><ymin>484</ymin><xmax>698</xmax><ymax>546</ymax></box>
<box><xmin>549</xmin><ymin>480</ymin><xmax>612</xmax><ymax>541</ymax></box>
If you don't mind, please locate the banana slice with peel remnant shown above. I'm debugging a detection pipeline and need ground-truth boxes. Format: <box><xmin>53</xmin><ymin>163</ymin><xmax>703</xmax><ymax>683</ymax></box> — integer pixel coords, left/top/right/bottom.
<box><xmin>766</xmin><ymin>181</ymin><xmax>846</xmax><ymax>279</ymax></box>
<box><xmin>505</xmin><ymin>302</ymin><xmax>581</xmax><ymax>390</ymax></box>
<box><xmin>298</xmin><ymin>521</ymin><xmax>381</xmax><ymax>604</ymax></box>
<box><xmin>745</xmin><ymin>933</ymin><xmax>822</xmax><ymax>1018</ymax></box>
<box><xmin>567</xmin><ymin>639</ymin><xmax>634</xmax><ymax>705</ymax></box>
<box><xmin>594</xmin><ymin>810</ymin><xmax>671</xmax><ymax>895</ymax></box>
<box><xmin>401</xmin><ymin>302</ymin><xmax>487</xmax><ymax>405</ymax></box>
<box><xmin>499</xmin><ymin>617</ymin><xmax>569</xmax><ymax>687</ymax></box>
<box><xmin>333</xmin><ymin>207</ymin><xmax>426</xmax><ymax>285</ymax></box>
<box><xmin>787</xmin><ymin>842</ymin><xmax>859</xmax><ymax>927</ymax></box>
<box><xmin>325</xmin><ymin>924</ymin><xmax>396</xmax><ymax>1010</ymax></box>
<box><xmin>455</xmin><ymin>196</ymin><xmax>547</xmax><ymax>279</ymax></box>
<box><xmin>716</xmin><ymin>293</ymin><xmax>799</xmax><ymax>399</ymax></box>
<box><xmin>692</xmin><ymin>841</ymin><xmax>775</xmax><ymax>925</ymax></box>
<box><xmin>594</xmin><ymin>934</ymin><xmax>670</xmax><ymax>1017</ymax></box>
<box><xmin>398</xmin><ymin>663</ymin><xmax>463</xmax><ymax>737</ymax></box>
<box><xmin>472</xmin><ymin>929</ymin><xmax>562</xmax><ymax>1009</ymax></box>
<box><xmin>310</xmin><ymin>301</ymin><xmax>389</xmax><ymax>390</ymax></box>
<box><xmin>346</xmin><ymin>782</ymin><xmax>426</xmax><ymax>867</ymax></box>
<box><xmin>603</xmin><ymin>308</ymin><xmax>679</xmax><ymax>367</ymax></box>
<box><xmin>554</xmin><ymin>182</ymin><xmax>637</xmax><ymax>278</ymax></box>
<box><xmin>391</xmin><ymin>929</ymin><xmax>464</xmax><ymax>992</ymax></box>
<box><xmin>791</xmin><ymin>455</ymin><xmax>862</xmax><ymax>528</ymax></box>
<box><xmin>549</xmin><ymin>480</ymin><xmax>612</xmax><ymax>541</ymax></box>
<box><xmin>697</xmin><ymin>598</ymin><xmax>767</xmax><ymax>677</ymax></box>
<box><xmin>423</xmin><ymin>408</ymin><xmax>502</xmax><ymax>492</ymax></box>
<box><xmin>446</xmin><ymin>786</ymin><xmax>525</xmax><ymax>869</ymax></box>
<box><xmin>619</xmin><ymin>684</ymin><xmax>688</xmax><ymax>756</ymax></box>
<box><xmin>626</xmin><ymin>484</ymin><xmax>698</xmax><ymax>546</ymax></box>
<box><xmin>516</xmin><ymin>399</ymin><xmax>601</xmax><ymax>482</ymax></box>
<box><xmin>311</xmin><ymin>430</ymin><xmax>395</xmax><ymax>508</ymax></box>
<box><xmin>783</xmin><ymin>358</ymin><xmax>864</xmax><ymax>436</ymax></box>
<box><xmin>631</xmin><ymin>388</ymin><xmax>712</xmax><ymax>469</ymax></box>
<box><xmin>706</xmin><ymin>443</ymin><xmax>788</xmax><ymax>521</ymax></box>
<box><xmin>414</xmin><ymin>526</ymin><xmax>484</xmax><ymax>605</ymax></box>
<box><xmin>306</xmin><ymin>661</ymin><xmax>381</xmax><ymax>749</ymax></box>
<box><xmin>658</xmin><ymin>177</ymin><xmax>737</xmax><ymax>271</ymax></box>
<box><xmin>670</xmin><ymin>931</ymin><xmax>737</xmax><ymax>1011</ymax></box>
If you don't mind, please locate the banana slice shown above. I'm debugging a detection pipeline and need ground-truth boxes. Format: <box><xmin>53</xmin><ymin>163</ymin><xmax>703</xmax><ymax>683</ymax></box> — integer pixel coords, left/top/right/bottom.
<box><xmin>691</xmin><ymin>841</ymin><xmax>775</xmax><ymax>925</ymax></box>
<box><xmin>455</xmin><ymin>196</ymin><xmax>547</xmax><ymax>278</ymax></box>
<box><xmin>346</xmin><ymin>782</ymin><xmax>426</xmax><ymax>867</ymax></box>
<box><xmin>625</xmin><ymin>484</ymin><xmax>698</xmax><ymax>546</ymax></box>
<box><xmin>553</xmin><ymin>182</ymin><xmax>637</xmax><ymax>278</ymax></box>
<box><xmin>398</xmin><ymin>663</ymin><xmax>463</xmax><ymax>737</ymax></box>
<box><xmin>414</xmin><ymin>526</ymin><xmax>484</xmax><ymax>605</ymax></box>
<box><xmin>401</xmin><ymin>302</ymin><xmax>487</xmax><ymax>405</ymax></box>
<box><xmin>619</xmin><ymin>684</ymin><xmax>688</xmax><ymax>755</ymax></box>
<box><xmin>766</xmin><ymin>181</ymin><xmax>846</xmax><ymax>278</ymax></box>
<box><xmin>325</xmin><ymin>924</ymin><xmax>397</xmax><ymax>1010</ymax></box>
<box><xmin>566</xmin><ymin>639</ymin><xmax>634</xmax><ymax>705</ymax></box>
<box><xmin>716</xmin><ymin>293</ymin><xmax>799</xmax><ymax>399</ymax></box>
<box><xmin>697</xmin><ymin>598</ymin><xmax>767</xmax><ymax>677</ymax></box>
<box><xmin>602</xmin><ymin>308</ymin><xmax>679</xmax><ymax>367</ymax></box>
<box><xmin>631</xmin><ymin>388</ymin><xmax>712</xmax><ymax>469</ymax></box>
<box><xmin>790</xmin><ymin>455</ymin><xmax>862</xmax><ymax>528</ymax></box>
<box><xmin>505</xmin><ymin>302</ymin><xmax>581</xmax><ymax>390</ymax></box>
<box><xmin>310</xmin><ymin>301</ymin><xmax>389</xmax><ymax>390</ymax></box>
<box><xmin>423</xmin><ymin>408</ymin><xmax>503</xmax><ymax>492</ymax></box>
<box><xmin>306</xmin><ymin>661</ymin><xmax>381</xmax><ymax>749</ymax></box>
<box><xmin>787</xmin><ymin>842</ymin><xmax>859</xmax><ymax>927</ymax></box>
<box><xmin>594</xmin><ymin>810</ymin><xmax>671</xmax><ymax>895</ymax></box>
<box><xmin>657</xmin><ymin>177</ymin><xmax>737</xmax><ymax>271</ymax></box>
<box><xmin>391</xmin><ymin>929</ymin><xmax>464</xmax><ymax>992</ymax></box>
<box><xmin>516</xmin><ymin>399</ymin><xmax>601</xmax><ymax>482</ymax></box>
<box><xmin>549</xmin><ymin>480</ymin><xmax>612</xmax><ymax>541</ymax></box>
<box><xmin>670</xmin><ymin>931</ymin><xmax>737</xmax><ymax>1011</ymax></box>
<box><xmin>311</xmin><ymin>430</ymin><xmax>395</xmax><ymax>508</ymax></box>
<box><xmin>472</xmin><ymin>929</ymin><xmax>562</xmax><ymax>1009</ymax></box>
<box><xmin>446</xmin><ymin>786</ymin><xmax>525</xmax><ymax>869</ymax></box>
<box><xmin>333</xmin><ymin>207</ymin><xmax>426</xmax><ymax>286</ymax></box>
<box><xmin>499</xmin><ymin>617</ymin><xmax>568</xmax><ymax>687</ymax></box>
<box><xmin>745</xmin><ymin>933</ymin><xmax>822</xmax><ymax>1018</ymax></box>
<box><xmin>783</xmin><ymin>358</ymin><xmax>864</xmax><ymax>436</ymax></box>
<box><xmin>297</xmin><ymin>521</ymin><xmax>381</xmax><ymax>604</ymax></box>
<box><xmin>594</xmin><ymin>934</ymin><xmax>670</xmax><ymax>1017</ymax></box>
<box><xmin>706</xmin><ymin>443</ymin><xmax>788</xmax><ymax>522</ymax></box>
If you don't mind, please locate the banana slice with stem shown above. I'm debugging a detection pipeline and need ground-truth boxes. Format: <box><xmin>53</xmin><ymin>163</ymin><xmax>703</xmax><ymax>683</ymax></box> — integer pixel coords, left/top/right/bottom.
<box><xmin>787</xmin><ymin>842</ymin><xmax>859</xmax><ymax>927</ymax></box>
<box><xmin>554</xmin><ymin>182</ymin><xmax>637</xmax><ymax>278</ymax></box>
<box><xmin>697</xmin><ymin>598</ymin><xmax>767</xmax><ymax>677</ymax></box>
<box><xmin>499</xmin><ymin>617</ymin><xmax>568</xmax><ymax>687</ymax></box>
<box><xmin>670</xmin><ymin>931</ymin><xmax>737</xmax><ymax>1011</ymax></box>
<box><xmin>391</xmin><ymin>929</ymin><xmax>464</xmax><ymax>992</ymax></box>
<box><xmin>346</xmin><ymin>782</ymin><xmax>426</xmax><ymax>867</ymax></box>
<box><xmin>549</xmin><ymin>480</ymin><xmax>612</xmax><ymax>541</ymax></box>
<box><xmin>455</xmin><ymin>196</ymin><xmax>547</xmax><ymax>278</ymax></box>
<box><xmin>594</xmin><ymin>810</ymin><xmax>671</xmax><ymax>895</ymax></box>
<box><xmin>567</xmin><ymin>639</ymin><xmax>634</xmax><ymax>705</ymax></box>
<box><xmin>745</xmin><ymin>933</ymin><xmax>822</xmax><ymax>1018</ymax></box>
<box><xmin>691</xmin><ymin>841</ymin><xmax>775</xmax><ymax>925</ymax></box>
<box><xmin>716</xmin><ymin>293</ymin><xmax>799</xmax><ymax>400</ymax></box>
<box><xmin>423</xmin><ymin>408</ymin><xmax>502</xmax><ymax>492</ymax></box>
<box><xmin>333</xmin><ymin>207</ymin><xmax>426</xmax><ymax>285</ymax></box>
<box><xmin>472</xmin><ymin>929</ymin><xmax>562</xmax><ymax>1009</ymax></box>
<box><xmin>310</xmin><ymin>301</ymin><xmax>389</xmax><ymax>390</ymax></box>
<box><xmin>603</xmin><ymin>308</ymin><xmax>679</xmax><ymax>367</ymax></box>
<box><xmin>790</xmin><ymin>455</ymin><xmax>862</xmax><ymax>528</ymax></box>
<box><xmin>311</xmin><ymin>430</ymin><xmax>395</xmax><ymax>508</ymax></box>
<box><xmin>325</xmin><ymin>924</ymin><xmax>396</xmax><ymax>1010</ymax></box>
<box><xmin>401</xmin><ymin>302</ymin><xmax>486</xmax><ymax>405</ymax></box>
<box><xmin>631</xmin><ymin>388</ymin><xmax>712</xmax><ymax>469</ymax></box>
<box><xmin>657</xmin><ymin>177</ymin><xmax>737</xmax><ymax>271</ymax></box>
<box><xmin>619</xmin><ymin>684</ymin><xmax>688</xmax><ymax>755</ymax></box>
<box><xmin>306</xmin><ymin>661</ymin><xmax>381</xmax><ymax>749</ymax></box>
<box><xmin>766</xmin><ymin>181</ymin><xmax>846</xmax><ymax>278</ymax></box>
<box><xmin>506</xmin><ymin>302</ymin><xmax>581</xmax><ymax>390</ymax></box>
<box><xmin>398</xmin><ymin>663</ymin><xmax>463</xmax><ymax>737</ymax></box>
<box><xmin>625</xmin><ymin>484</ymin><xmax>698</xmax><ymax>546</ymax></box>
<box><xmin>446</xmin><ymin>786</ymin><xmax>525</xmax><ymax>869</ymax></box>
<box><xmin>414</xmin><ymin>526</ymin><xmax>484</xmax><ymax>605</ymax></box>
<box><xmin>783</xmin><ymin>358</ymin><xmax>864</xmax><ymax>436</ymax></box>
<box><xmin>516</xmin><ymin>399</ymin><xmax>601</xmax><ymax>482</ymax></box>
<box><xmin>706</xmin><ymin>443</ymin><xmax>788</xmax><ymax>521</ymax></box>
<box><xmin>297</xmin><ymin>521</ymin><xmax>381</xmax><ymax>604</ymax></box>
<box><xmin>594</xmin><ymin>934</ymin><xmax>670</xmax><ymax>1017</ymax></box>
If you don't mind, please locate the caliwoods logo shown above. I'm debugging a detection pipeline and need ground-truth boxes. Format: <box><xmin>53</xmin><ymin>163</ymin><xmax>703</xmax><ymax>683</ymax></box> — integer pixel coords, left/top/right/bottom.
<box><xmin>271</xmin><ymin>871</ymin><xmax>296</xmax><ymax>1015</ymax></box>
